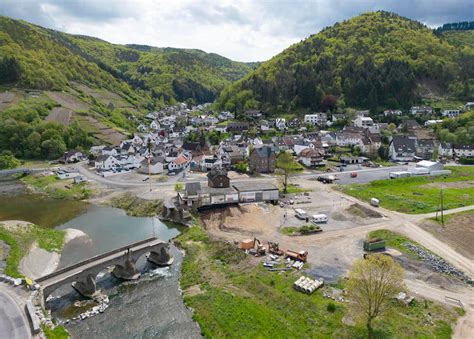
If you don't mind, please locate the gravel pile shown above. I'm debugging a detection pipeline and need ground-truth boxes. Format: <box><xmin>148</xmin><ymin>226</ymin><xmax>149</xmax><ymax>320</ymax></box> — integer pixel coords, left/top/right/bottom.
<box><xmin>404</xmin><ymin>242</ymin><xmax>472</xmax><ymax>283</ymax></box>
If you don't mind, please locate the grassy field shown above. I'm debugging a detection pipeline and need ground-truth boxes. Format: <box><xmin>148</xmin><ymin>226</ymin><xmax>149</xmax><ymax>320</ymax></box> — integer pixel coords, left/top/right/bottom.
<box><xmin>281</xmin><ymin>183</ymin><xmax>311</xmax><ymax>194</ymax></box>
<box><xmin>108</xmin><ymin>193</ymin><xmax>163</xmax><ymax>217</ymax></box>
<box><xmin>21</xmin><ymin>174</ymin><xmax>92</xmax><ymax>200</ymax></box>
<box><xmin>0</xmin><ymin>223</ymin><xmax>65</xmax><ymax>277</ymax></box>
<box><xmin>176</xmin><ymin>225</ymin><xmax>458</xmax><ymax>338</ymax></box>
<box><xmin>339</xmin><ymin>166</ymin><xmax>474</xmax><ymax>214</ymax></box>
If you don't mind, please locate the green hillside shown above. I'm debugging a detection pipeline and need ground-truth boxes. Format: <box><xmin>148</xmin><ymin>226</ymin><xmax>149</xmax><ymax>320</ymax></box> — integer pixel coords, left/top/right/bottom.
<box><xmin>217</xmin><ymin>11</ymin><xmax>474</xmax><ymax>114</ymax></box>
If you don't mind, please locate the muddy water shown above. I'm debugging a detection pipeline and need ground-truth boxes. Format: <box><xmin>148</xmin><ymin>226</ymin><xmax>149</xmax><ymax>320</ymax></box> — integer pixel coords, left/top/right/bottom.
<box><xmin>0</xmin><ymin>176</ymin><xmax>88</xmax><ymax>227</ymax></box>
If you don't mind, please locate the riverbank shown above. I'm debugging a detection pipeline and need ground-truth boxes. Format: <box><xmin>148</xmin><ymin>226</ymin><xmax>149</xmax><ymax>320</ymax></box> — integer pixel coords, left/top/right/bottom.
<box><xmin>0</xmin><ymin>220</ymin><xmax>87</xmax><ymax>279</ymax></box>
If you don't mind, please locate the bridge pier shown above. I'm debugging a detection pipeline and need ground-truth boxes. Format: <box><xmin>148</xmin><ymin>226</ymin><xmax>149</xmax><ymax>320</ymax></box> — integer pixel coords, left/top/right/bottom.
<box><xmin>72</xmin><ymin>274</ymin><xmax>97</xmax><ymax>298</ymax></box>
<box><xmin>112</xmin><ymin>250</ymin><xmax>140</xmax><ymax>280</ymax></box>
<box><xmin>148</xmin><ymin>243</ymin><xmax>174</xmax><ymax>266</ymax></box>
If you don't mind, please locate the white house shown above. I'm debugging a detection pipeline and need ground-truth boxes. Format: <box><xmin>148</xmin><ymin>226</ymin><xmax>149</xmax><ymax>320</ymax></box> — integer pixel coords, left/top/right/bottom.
<box><xmin>383</xmin><ymin>110</ymin><xmax>402</xmax><ymax>117</ymax></box>
<box><xmin>389</xmin><ymin>136</ymin><xmax>416</xmax><ymax>162</ymax></box>
<box><xmin>410</xmin><ymin>106</ymin><xmax>432</xmax><ymax>115</ymax></box>
<box><xmin>139</xmin><ymin>156</ymin><xmax>165</xmax><ymax>174</ymax></box>
<box><xmin>424</xmin><ymin>120</ymin><xmax>443</xmax><ymax>127</ymax></box>
<box><xmin>453</xmin><ymin>144</ymin><xmax>474</xmax><ymax>158</ymax></box>
<box><xmin>441</xmin><ymin>109</ymin><xmax>461</xmax><ymax>118</ymax></box>
<box><xmin>275</xmin><ymin>118</ymin><xmax>287</xmax><ymax>130</ymax></box>
<box><xmin>304</xmin><ymin>113</ymin><xmax>327</xmax><ymax>126</ymax></box>
<box><xmin>95</xmin><ymin>155</ymin><xmax>120</xmax><ymax>170</ymax></box>
<box><xmin>168</xmin><ymin>153</ymin><xmax>191</xmax><ymax>172</ymax></box>
<box><xmin>353</xmin><ymin>116</ymin><xmax>374</xmax><ymax>128</ymax></box>
<box><xmin>438</xmin><ymin>143</ymin><xmax>453</xmax><ymax>158</ymax></box>
<box><xmin>101</xmin><ymin>146</ymin><xmax>118</xmax><ymax>156</ymax></box>
<box><xmin>298</xmin><ymin>148</ymin><xmax>325</xmax><ymax>167</ymax></box>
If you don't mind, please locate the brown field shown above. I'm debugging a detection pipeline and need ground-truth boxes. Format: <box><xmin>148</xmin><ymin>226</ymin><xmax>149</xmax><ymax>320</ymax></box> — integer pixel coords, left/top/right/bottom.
<box><xmin>46</xmin><ymin>91</ymin><xmax>89</xmax><ymax>111</ymax></box>
<box><xmin>45</xmin><ymin>107</ymin><xmax>73</xmax><ymax>125</ymax></box>
<box><xmin>72</xmin><ymin>83</ymin><xmax>139</xmax><ymax>113</ymax></box>
<box><xmin>0</xmin><ymin>91</ymin><xmax>19</xmax><ymax>111</ymax></box>
<box><xmin>75</xmin><ymin>114</ymin><xmax>126</xmax><ymax>145</ymax></box>
<box><xmin>419</xmin><ymin>210</ymin><xmax>474</xmax><ymax>260</ymax></box>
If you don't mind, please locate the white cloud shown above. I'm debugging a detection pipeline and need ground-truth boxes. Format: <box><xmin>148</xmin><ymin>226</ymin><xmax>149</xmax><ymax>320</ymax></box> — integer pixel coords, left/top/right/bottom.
<box><xmin>0</xmin><ymin>0</ymin><xmax>472</xmax><ymax>61</ymax></box>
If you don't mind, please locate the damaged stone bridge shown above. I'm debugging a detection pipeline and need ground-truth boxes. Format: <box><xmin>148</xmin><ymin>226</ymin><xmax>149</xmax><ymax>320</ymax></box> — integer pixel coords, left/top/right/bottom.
<box><xmin>37</xmin><ymin>237</ymin><xmax>173</xmax><ymax>301</ymax></box>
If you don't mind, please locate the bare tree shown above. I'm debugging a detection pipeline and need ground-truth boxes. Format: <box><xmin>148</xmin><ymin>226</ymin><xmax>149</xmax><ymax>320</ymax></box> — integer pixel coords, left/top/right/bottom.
<box><xmin>346</xmin><ymin>254</ymin><xmax>405</xmax><ymax>338</ymax></box>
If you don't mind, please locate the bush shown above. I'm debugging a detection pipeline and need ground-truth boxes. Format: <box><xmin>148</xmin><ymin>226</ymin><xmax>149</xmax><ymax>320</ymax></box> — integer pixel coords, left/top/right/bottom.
<box><xmin>327</xmin><ymin>302</ymin><xmax>337</xmax><ymax>313</ymax></box>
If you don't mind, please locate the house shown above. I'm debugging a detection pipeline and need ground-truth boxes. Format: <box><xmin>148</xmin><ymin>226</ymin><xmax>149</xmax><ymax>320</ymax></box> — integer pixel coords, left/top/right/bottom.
<box><xmin>389</xmin><ymin>136</ymin><xmax>416</xmax><ymax>162</ymax></box>
<box><xmin>73</xmin><ymin>175</ymin><xmax>87</xmax><ymax>184</ymax></box>
<box><xmin>336</xmin><ymin>131</ymin><xmax>363</xmax><ymax>147</ymax></box>
<box><xmin>150</xmin><ymin>121</ymin><xmax>160</xmax><ymax>130</ymax></box>
<box><xmin>207</xmin><ymin>168</ymin><xmax>230</xmax><ymax>188</ymax></box>
<box><xmin>453</xmin><ymin>144</ymin><xmax>474</xmax><ymax>159</ymax></box>
<box><xmin>340</xmin><ymin>156</ymin><xmax>367</xmax><ymax>165</ymax></box>
<box><xmin>56</xmin><ymin>170</ymin><xmax>80</xmax><ymax>180</ymax></box>
<box><xmin>298</xmin><ymin>148</ymin><xmax>325</xmax><ymax>167</ymax></box>
<box><xmin>199</xmin><ymin>155</ymin><xmax>220</xmax><ymax>171</ymax></box>
<box><xmin>399</xmin><ymin>120</ymin><xmax>420</xmax><ymax>131</ymax></box>
<box><xmin>102</xmin><ymin>146</ymin><xmax>118</xmax><ymax>156</ymax></box>
<box><xmin>288</xmin><ymin>118</ymin><xmax>301</xmax><ymax>128</ymax></box>
<box><xmin>424</xmin><ymin>120</ymin><xmax>443</xmax><ymax>127</ymax></box>
<box><xmin>249</xmin><ymin>146</ymin><xmax>277</xmax><ymax>173</ymax></box>
<box><xmin>227</xmin><ymin>122</ymin><xmax>250</xmax><ymax>133</ymax></box>
<box><xmin>95</xmin><ymin>155</ymin><xmax>120</xmax><ymax>170</ymax></box>
<box><xmin>138</xmin><ymin>156</ymin><xmax>165</xmax><ymax>175</ymax></box>
<box><xmin>353</xmin><ymin>116</ymin><xmax>374</xmax><ymax>128</ymax></box>
<box><xmin>218</xmin><ymin>111</ymin><xmax>234</xmax><ymax>120</ymax></box>
<box><xmin>245</xmin><ymin>110</ymin><xmax>264</xmax><ymax>119</ymax></box>
<box><xmin>120</xmin><ymin>142</ymin><xmax>135</xmax><ymax>155</ymax></box>
<box><xmin>415</xmin><ymin>139</ymin><xmax>436</xmax><ymax>160</ymax></box>
<box><xmin>383</xmin><ymin>109</ymin><xmax>403</xmax><ymax>117</ymax></box>
<box><xmin>438</xmin><ymin>143</ymin><xmax>453</xmax><ymax>158</ymax></box>
<box><xmin>275</xmin><ymin>118</ymin><xmax>287</xmax><ymax>130</ymax></box>
<box><xmin>61</xmin><ymin>151</ymin><xmax>85</xmax><ymax>164</ymax></box>
<box><xmin>410</xmin><ymin>106</ymin><xmax>432</xmax><ymax>115</ymax></box>
<box><xmin>90</xmin><ymin>145</ymin><xmax>106</xmax><ymax>156</ymax></box>
<box><xmin>304</xmin><ymin>113</ymin><xmax>327</xmax><ymax>126</ymax></box>
<box><xmin>441</xmin><ymin>109</ymin><xmax>461</xmax><ymax>118</ymax></box>
<box><xmin>219</xmin><ymin>145</ymin><xmax>244</xmax><ymax>164</ymax></box>
<box><xmin>168</xmin><ymin>153</ymin><xmax>190</xmax><ymax>172</ymax></box>
<box><xmin>355</xmin><ymin>110</ymin><xmax>370</xmax><ymax>117</ymax></box>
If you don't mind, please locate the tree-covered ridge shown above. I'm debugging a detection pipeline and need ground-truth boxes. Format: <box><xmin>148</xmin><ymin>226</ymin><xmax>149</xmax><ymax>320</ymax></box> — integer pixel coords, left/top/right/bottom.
<box><xmin>440</xmin><ymin>30</ymin><xmax>474</xmax><ymax>49</ymax></box>
<box><xmin>217</xmin><ymin>11</ymin><xmax>474</xmax><ymax>114</ymax></box>
<box><xmin>0</xmin><ymin>16</ymin><xmax>135</xmax><ymax>98</ymax></box>
<box><xmin>436</xmin><ymin>21</ymin><xmax>474</xmax><ymax>32</ymax></box>
<box><xmin>0</xmin><ymin>15</ymin><xmax>257</xmax><ymax>105</ymax></box>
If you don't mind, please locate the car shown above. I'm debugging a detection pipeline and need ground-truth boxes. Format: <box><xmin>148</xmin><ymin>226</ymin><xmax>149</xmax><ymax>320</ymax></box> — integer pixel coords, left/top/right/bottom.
<box><xmin>350</xmin><ymin>172</ymin><xmax>357</xmax><ymax>178</ymax></box>
<box><xmin>168</xmin><ymin>171</ymin><xmax>176</xmax><ymax>176</ymax></box>
<box><xmin>142</xmin><ymin>177</ymin><xmax>150</xmax><ymax>182</ymax></box>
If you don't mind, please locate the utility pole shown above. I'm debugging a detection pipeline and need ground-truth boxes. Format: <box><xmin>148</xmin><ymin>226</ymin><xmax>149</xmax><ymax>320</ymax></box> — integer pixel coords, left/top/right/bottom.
<box><xmin>440</xmin><ymin>189</ymin><xmax>444</xmax><ymax>226</ymax></box>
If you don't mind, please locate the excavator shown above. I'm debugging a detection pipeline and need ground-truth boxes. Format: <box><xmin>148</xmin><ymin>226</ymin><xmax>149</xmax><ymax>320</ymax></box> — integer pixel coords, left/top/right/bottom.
<box><xmin>239</xmin><ymin>237</ymin><xmax>266</xmax><ymax>256</ymax></box>
<box><xmin>268</xmin><ymin>241</ymin><xmax>284</xmax><ymax>256</ymax></box>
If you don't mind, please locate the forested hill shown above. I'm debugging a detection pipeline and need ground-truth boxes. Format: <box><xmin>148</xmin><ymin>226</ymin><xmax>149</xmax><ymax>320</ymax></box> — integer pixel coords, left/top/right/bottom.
<box><xmin>0</xmin><ymin>15</ymin><xmax>257</xmax><ymax>104</ymax></box>
<box><xmin>217</xmin><ymin>11</ymin><xmax>474</xmax><ymax>114</ymax></box>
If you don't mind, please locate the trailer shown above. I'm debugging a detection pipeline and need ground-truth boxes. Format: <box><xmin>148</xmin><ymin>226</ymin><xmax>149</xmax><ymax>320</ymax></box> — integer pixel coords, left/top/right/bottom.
<box><xmin>389</xmin><ymin>171</ymin><xmax>412</xmax><ymax>179</ymax></box>
<box><xmin>363</xmin><ymin>238</ymin><xmax>386</xmax><ymax>251</ymax></box>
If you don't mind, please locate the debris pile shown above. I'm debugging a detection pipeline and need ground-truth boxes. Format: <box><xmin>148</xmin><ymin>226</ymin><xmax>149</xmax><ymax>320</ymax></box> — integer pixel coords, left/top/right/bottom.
<box><xmin>262</xmin><ymin>255</ymin><xmax>305</xmax><ymax>271</ymax></box>
<box><xmin>404</xmin><ymin>242</ymin><xmax>472</xmax><ymax>283</ymax></box>
<box><xmin>293</xmin><ymin>276</ymin><xmax>324</xmax><ymax>294</ymax></box>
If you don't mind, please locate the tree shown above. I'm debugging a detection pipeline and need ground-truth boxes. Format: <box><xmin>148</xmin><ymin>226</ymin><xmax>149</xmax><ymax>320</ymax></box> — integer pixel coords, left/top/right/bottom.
<box><xmin>0</xmin><ymin>151</ymin><xmax>20</xmax><ymax>169</ymax></box>
<box><xmin>347</xmin><ymin>254</ymin><xmax>405</xmax><ymax>338</ymax></box>
<box><xmin>174</xmin><ymin>182</ymin><xmax>184</xmax><ymax>191</ymax></box>
<box><xmin>276</xmin><ymin>152</ymin><xmax>301</xmax><ymax>193</ymax></box>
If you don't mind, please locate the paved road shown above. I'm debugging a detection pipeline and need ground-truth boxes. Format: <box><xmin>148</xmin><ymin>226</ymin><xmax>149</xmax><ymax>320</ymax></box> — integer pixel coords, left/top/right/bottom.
<box><xmin>0</xmin><ymin>286</ymin><xmax>31</xmax><ymax>339</ymax></box>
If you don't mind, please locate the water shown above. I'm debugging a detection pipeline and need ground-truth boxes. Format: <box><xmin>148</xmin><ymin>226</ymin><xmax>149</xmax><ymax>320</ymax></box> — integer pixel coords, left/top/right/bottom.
<box><xmin>56</xmin><ymin>205</ymin><xmax>184</xmax><ymax>267</ymax></box>
<box><xmin>0</xmin><ymin>175</ymin><xmax>88</xmax><ymax>227</ymax></box>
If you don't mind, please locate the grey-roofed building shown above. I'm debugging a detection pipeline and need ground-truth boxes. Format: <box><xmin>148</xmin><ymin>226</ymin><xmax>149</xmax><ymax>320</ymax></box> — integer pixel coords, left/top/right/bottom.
<box><xmin>232</xmin><ymin>182</ymin><xmax>279</xmax><ymax>203</ymax></box>
<box><xmin>249</xmin><ymin>145</ymin><xmax>277</xmax><ymax>173</ymax></box>
<box><xmin>389</xmin><ymin>135</ymin><xmax>416</xmax><ymax>162</ymax></box>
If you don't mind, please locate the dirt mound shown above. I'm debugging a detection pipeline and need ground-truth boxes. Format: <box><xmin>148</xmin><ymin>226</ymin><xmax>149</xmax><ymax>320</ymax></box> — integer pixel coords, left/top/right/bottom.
<box><xmin>346</xmin><ymin>203</ymin><xmax>383</xmax><ymax>218</ymax></box>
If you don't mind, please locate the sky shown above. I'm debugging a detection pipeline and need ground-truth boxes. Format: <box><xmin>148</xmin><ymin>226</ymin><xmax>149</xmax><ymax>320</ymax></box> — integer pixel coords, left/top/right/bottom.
<box><xmin>0</xmin><ymin>0</ymin><xmax>472</xmax><ymax>62</ymax></box>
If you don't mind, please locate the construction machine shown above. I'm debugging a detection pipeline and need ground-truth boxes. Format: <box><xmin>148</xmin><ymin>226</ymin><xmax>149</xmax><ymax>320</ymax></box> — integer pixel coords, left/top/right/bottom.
<box><xmin>285</xmin><ymin>249</ymin><xmax>308</xmax><ymax>262</ymax></box>
<box><xmin>268</xmin><ymin>241</ymin><xmax>284</xmax><ymax>256</ymax></box>
<box><xmin>239</xmin><ymin>237</ymin><xmax>266</xmax><ymax>256</ymax></box>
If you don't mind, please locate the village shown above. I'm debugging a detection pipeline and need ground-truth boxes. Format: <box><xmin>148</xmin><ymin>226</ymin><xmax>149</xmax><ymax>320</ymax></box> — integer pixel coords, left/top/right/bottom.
<box><xmin>54</xmin><ymin>101</ymin><xmax>473</xmax><ymax>182</ymax></box>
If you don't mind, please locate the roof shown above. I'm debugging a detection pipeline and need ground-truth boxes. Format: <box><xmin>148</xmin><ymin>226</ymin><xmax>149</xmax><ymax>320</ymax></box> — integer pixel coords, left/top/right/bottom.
<box><xmin>174</xmin><ymin>154</ymin><xmax>189</xmax><ymax>165</ymax></box>
<box><xmin>454</xmin><ymin>144</ymin><xmax>474</xmax><ymax>150</ymax></box>
<box><xmin>391</xmin><ymin>135</ymin><xmax>416</xmax><ymax>152</ymax></box>
<box><xmin>185</xmin><ymin>182</ymin><xmax>202</xmax><ymax>195</ymax></box>
<box><xmin>232</xmin><ymin>182</ymin><xmax>278</xmax><ymax>192</ymax></box>
<box><xmin>207</xmin><ymin>168</ymin><xmax>228</xmax><ymax>180</ymax></box>
<box><xmin>252</xmin><ymin>146</ymin><xmax>277</xmax><ymax>159</ymax></box>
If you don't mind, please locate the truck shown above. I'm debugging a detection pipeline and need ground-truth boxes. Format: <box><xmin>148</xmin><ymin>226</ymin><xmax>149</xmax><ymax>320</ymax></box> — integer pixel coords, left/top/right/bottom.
<box><xmin>295</xmin><ymin>209</ymin><xmax>307</xmax><ymax>220</ymax></box>
<box><xmin>285</xmin><ymin>249</ymin><xmax>308</xmax><ymax>262</ymax></box>
<box><xmin>363</xmin><ymin>238</ymin><xmax>386</xmax><ymax>251</ymax></box>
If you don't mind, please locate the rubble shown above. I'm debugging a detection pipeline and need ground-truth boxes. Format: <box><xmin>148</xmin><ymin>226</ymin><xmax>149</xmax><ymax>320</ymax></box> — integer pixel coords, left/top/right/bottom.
<box><xmin>404</xmin><ymin>242</ymin><xmax>472</xmax><ymax>283</ymax></box>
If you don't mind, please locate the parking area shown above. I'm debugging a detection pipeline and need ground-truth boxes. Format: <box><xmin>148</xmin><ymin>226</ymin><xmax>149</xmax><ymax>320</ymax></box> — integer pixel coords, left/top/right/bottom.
<box><xmin>312</xmin><ymin>165</ymin><xmax>414</xmax><ymax>184</ymax></box>
<box><xmin>280</xmin><ymin>178</ymin><xmax>384</xmax><ymax>231</ymax></box>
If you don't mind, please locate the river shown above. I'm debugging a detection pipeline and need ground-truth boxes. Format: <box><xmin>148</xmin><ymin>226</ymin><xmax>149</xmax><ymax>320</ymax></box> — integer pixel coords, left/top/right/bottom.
<box><xmin>0</xmin><ymin>176</ymin><xmax>201</xmax><ymax>338</ymax></box>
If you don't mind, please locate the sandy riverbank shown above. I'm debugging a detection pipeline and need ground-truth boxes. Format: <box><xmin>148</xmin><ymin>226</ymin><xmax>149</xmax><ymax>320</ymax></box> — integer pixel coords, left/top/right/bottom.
<box><xmin>0</xmin><ymin>220</ymin><xmax>89</xmax><ymax>280</ymax></box>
